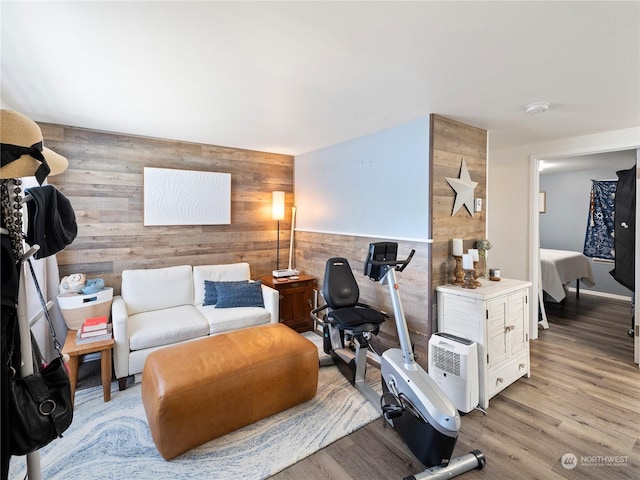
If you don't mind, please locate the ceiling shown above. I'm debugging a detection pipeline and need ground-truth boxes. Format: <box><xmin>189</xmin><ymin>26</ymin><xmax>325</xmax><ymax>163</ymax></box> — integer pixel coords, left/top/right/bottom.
<box><xmin>1</xmin><ymin>1</ymin><xmax>639</xmax><ymax>156</ymax></box>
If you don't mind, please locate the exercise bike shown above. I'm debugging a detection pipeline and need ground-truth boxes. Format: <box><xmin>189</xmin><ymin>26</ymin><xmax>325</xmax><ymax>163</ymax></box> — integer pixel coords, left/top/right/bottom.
<box><xmin>311</xmin><ymin>242</ymin><xmax>485</xmax><ymax>480</ymax></box>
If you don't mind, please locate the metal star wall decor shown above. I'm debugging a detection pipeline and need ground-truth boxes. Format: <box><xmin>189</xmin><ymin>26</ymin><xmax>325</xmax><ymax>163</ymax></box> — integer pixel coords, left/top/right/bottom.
<box><xmin>445</xmin><ymin>158</ymin><xmax>478</xmax><ymax>217</ymax></box>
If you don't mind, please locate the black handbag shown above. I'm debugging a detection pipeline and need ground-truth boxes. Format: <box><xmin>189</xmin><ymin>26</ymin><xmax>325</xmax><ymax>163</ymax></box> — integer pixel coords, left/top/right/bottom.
<box><xmin>7</xmin><ymin>260</ymin><xmax>73</xmax><ymax>456</ymax></box>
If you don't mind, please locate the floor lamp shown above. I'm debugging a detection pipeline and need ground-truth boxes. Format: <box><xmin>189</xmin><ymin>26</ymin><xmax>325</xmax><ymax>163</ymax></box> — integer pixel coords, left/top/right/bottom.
<box><xmin>272</xmin><ymin>191</ymin><xmax>285</xmax><ymax>271</ymax></box>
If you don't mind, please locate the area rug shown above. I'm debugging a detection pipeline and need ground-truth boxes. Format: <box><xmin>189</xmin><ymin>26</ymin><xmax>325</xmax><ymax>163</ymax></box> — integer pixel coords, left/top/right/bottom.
<box><xmin>9</xmin><ymin>332</ymin><xmax>381</xmax><ymax>480</ymax></box>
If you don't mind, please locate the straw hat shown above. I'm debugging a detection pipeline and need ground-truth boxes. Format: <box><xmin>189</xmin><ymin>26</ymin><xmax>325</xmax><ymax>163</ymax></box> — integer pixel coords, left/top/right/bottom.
<box><xmin>0</xmin><ymin>109</ymin><xmax>68</xmax><ymax>183</ymax></box>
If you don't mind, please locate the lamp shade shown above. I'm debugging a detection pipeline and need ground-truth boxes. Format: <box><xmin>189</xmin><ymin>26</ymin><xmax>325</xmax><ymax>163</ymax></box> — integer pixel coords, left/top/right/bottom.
<box><xmin>272</xmin><ymin>191</ymin><xmax>285</xmax><ymax>220</ymax></box>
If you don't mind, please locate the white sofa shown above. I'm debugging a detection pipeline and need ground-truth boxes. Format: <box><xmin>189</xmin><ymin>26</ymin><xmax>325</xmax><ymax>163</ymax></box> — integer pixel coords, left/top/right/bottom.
<box><xmin>112</xmin><ymin>262</ymin><xmax>279</xmax><ymax>389</ymax></box>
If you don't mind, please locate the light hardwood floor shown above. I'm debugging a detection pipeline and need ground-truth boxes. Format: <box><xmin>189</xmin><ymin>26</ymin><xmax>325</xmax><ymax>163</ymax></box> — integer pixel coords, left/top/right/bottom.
<box><xmin>273</xmin><ymin>294</ymin><xmax>639</xmax><ymax>480</ymax></box>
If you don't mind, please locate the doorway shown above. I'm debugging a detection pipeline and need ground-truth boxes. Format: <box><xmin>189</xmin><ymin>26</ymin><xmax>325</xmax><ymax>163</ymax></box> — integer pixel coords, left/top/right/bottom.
<box><xmin>530</xmin><ymin>146</ymin><xmax>639</xmax><ymax>365</ymax></box>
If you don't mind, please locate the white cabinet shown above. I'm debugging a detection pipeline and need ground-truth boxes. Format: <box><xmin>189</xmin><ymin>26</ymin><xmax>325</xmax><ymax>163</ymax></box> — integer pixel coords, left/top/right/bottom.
<box><xmin>436</xmin><ymin>278</ymin><xmax>531</xmax><ymax>409</ymax></box>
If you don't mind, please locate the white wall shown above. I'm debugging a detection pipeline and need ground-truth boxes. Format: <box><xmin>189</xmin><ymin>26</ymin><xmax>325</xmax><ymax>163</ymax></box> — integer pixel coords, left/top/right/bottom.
<box><xmin>295</xmin><ymin>116</ymin><xmax>431</xmax><ymax>242</ymax></box>
<box><xmin>488</xmin><ymin>126</ymin><xmax>640</xmax><ymax>337</ymax></box>
<box><xmin>486</xmin><ymin>141</ymin><xmax>532</xmax><ymax>280</ymax></box>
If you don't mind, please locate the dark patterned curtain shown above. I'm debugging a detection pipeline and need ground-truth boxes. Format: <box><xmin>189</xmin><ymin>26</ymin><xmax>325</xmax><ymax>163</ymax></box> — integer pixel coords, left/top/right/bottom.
<box><xmin>583</xmin><ymin>180</ymin><xmax>616</xmax><ymax>260</ymax></box>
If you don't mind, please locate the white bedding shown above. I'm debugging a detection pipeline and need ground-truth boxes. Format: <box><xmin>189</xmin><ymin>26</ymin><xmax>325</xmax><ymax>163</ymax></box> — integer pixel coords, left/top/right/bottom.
<box><xmin>540</xmin><ymin>249</ymin><xmax>595</xmax><ymax>302</ymax></box>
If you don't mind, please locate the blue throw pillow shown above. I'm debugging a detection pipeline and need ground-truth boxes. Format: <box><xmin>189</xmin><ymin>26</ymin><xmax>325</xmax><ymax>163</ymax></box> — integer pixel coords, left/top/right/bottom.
<box><xmin>214</xmin><ymin>281</ymin><xmax>264</xmax><ymax>308</ymax></box>
<box><xmin>203</xmin><ymin>280</ymin><xmax>248</xmax><ymax>306</ymax></box>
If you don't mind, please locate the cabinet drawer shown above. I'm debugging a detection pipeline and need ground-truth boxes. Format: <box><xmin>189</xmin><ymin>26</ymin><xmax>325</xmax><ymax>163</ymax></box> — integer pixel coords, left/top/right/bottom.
<box><xmin>487</xmin><ymin>353</ymin><xmax>529</xmax><ymax>398</ymax></box>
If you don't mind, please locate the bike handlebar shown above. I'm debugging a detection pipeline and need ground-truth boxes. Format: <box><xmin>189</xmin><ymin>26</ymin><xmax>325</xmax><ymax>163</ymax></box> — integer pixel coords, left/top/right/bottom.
<box><xmin>366</xmin><ymin>249</ymin><xmax>415</xmax><ymax>272</ymax></box>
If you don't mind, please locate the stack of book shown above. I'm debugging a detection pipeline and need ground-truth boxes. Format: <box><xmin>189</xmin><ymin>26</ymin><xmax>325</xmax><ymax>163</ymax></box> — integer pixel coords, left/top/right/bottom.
<box><xmin>75</xmin><ymin>315</ymin><xmax>112</xmax><ymax>345</ymax></box>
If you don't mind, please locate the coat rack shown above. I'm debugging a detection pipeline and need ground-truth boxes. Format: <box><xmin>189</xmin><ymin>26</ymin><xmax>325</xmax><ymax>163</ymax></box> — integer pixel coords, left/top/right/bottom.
<box><xmin>1</xmin><ymin>109</ymin><xmax>70</xmax><ymax>479</ymax></box>
<box><xmin>1</xmin><ymin>181</ymin><xmax>43</xmax><ymax>479</ymax></box>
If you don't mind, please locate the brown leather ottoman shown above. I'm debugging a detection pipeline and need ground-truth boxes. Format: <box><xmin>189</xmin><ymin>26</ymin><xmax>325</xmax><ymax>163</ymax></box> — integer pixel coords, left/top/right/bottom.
<box><xmin>141</xmin><ymin>323</ymin><xmax>318</xmax><ymax>460</ymax></box>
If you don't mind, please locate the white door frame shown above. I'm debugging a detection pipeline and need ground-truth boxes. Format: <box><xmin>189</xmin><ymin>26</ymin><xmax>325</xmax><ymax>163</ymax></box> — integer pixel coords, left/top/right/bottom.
<box><xmin>529</xmin><ymin>143</ymin><xmax>639</xmax><ymax>365</ymax></box>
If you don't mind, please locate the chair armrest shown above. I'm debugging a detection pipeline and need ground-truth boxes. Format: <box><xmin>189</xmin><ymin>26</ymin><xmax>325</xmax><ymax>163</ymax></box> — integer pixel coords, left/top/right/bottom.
<box><xmin>310</xmin><ymin>304</ymin><xmax>328</xmax><ymax>325</ymax></box>
<box><xmin>261</xmin><ymin>284</ymin><xmax>280</xmax><ymax>323</ymax></box>
<box><xmin>111</xmin><ymin>295</ymin><xmax>130</xmax><ymax>380</ymax></box>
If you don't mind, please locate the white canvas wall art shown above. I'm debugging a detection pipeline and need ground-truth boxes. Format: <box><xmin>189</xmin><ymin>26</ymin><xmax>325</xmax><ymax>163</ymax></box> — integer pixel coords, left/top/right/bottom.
<box><xmin>144</xmin><ymin>167</ymin><xmax>231</xmax><ymax>226</ymax></box>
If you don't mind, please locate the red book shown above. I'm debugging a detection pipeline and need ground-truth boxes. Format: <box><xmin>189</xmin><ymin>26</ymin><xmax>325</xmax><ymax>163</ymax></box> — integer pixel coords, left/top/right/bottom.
<box><xmin>83</xmin><ymin>316</ymin><xmax>108</xmax><ymax>332</ymax></box>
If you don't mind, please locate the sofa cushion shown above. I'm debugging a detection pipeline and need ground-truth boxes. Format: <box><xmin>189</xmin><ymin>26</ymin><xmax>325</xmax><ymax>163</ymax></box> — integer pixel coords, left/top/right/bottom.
<box><xmin>196</xmin><ymin>305</ymin><xmax>271</xmax><ymax>335</ymax></box>
<box><xmin>122</xmin><ymin>265</ymin><xmax>194</xmax><ymax>316</ymax></box>
<box><xmin>193</xmin><ymin>263</ymin><xmax>251</xmax><ymax>306</ymax></box>
<box><xmin>215</xmin><ymin>281</ymin><xmax>264</xmax><ymax>308</ymax></box>
<box><xmin>203</xmin><ymin>280</ymin><xmax>248</xmax><ymax>306</ymax></box>
<box><xmin>129</xmin><ymin>305</ymin><xmax>209</xmax><ymax>351</ymax></box>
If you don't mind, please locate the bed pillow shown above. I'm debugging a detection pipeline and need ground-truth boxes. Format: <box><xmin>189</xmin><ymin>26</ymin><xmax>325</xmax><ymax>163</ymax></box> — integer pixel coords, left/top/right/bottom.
<box><xmin>203</xmin><ymin>280</ymin><xmax>248</xmax><ymax>306</ymax></box>
<box><xmin>214</xmin><ymin>281</ymin><xmax>264</xmax><ymax>308</ymax></box>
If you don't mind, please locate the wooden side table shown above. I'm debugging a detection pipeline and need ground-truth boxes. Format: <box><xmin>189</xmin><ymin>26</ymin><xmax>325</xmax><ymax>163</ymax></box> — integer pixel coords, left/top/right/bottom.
<box><xmin>62</xmin><ymin>330</ymin><xmax>114</xmax><ymax>407</ymax></box>
<box><xmin>260</xmin><ymin>275</ymin><xmax>316</xmax><ymax>333</ymax></box>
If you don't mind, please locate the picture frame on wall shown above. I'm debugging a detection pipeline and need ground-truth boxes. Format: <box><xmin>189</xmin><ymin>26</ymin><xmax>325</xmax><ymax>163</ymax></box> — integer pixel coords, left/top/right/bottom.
<box><xmin>143</xmin><ymin>167</ymin><xmax>231</xmax><ymax>225</ymax></box>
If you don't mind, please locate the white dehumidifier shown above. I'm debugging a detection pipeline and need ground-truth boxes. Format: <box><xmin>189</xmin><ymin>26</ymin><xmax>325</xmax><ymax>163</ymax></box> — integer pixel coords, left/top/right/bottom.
<box><xmin>428</xmin><ymin>332</ymin><xmax>479</xmax><ymax>414</ymax></box>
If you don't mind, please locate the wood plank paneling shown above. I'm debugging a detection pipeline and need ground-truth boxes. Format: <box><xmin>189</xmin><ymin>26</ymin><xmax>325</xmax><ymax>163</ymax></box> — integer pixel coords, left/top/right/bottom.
<box><xmin>41</xmin><ymin>115</ymin><xmax>485</xmax><ymax>364</ymax></box>
<box><xmin>295</xmin><ymin>231</ymin><xmax>432</xmax><ymax>362</ymax></box>
<box><xmin>431</xmin><ymin>114</ymin><xmax>487</xmax><ymax>289</ymax></box>
<box><xmin>39</xmin><ymin>123</ymin><xmax>294</xmax><ymax>295</ymax></box>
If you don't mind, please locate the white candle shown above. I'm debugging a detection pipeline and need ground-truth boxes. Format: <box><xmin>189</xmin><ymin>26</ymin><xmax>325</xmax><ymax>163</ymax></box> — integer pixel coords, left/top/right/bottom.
<box><xmin>452</xmin><ymin>238</ymin><xmax>463</xmax><ymax>256</ymax></box>
<box><xmin>469</xmin><ymin>248</ymin><xmax>479</xmax><ymax>262</ymax></box>
<box><xmin>462</xmin><ymin>253</ymin><xmax>473</xmax><ymax>270</ymax></box>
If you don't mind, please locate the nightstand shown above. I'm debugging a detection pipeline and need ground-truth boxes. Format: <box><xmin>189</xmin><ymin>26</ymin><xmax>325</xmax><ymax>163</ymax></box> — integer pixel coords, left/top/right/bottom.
<box><xmin>260</xmin><ymin>275</ymin><xmax>316</xmax><ymax>333</ymax></box>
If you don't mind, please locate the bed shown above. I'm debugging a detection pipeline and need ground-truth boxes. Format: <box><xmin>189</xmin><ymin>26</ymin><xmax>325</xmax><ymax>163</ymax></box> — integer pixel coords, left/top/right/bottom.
<box><xmin>540</xmin><ymin>249</ymin><xmax>596</xmax><ymax>302</ymax></box>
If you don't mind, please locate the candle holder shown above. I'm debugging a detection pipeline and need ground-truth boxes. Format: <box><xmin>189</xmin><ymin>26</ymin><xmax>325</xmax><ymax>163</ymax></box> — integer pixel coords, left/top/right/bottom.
<box><xmin>453</xmin><ymin>256</ymin><xmax>464</xmax><ymax>285</ymax></box>
<box><xmin>472</xmin><ymin>261</ymin><xmax>482</xmax><ymax>287</ymax></box>
<box><xmin>462</xmin><ymin>269</ymin><xmax>477</xmax><ymax>289</ymax></box>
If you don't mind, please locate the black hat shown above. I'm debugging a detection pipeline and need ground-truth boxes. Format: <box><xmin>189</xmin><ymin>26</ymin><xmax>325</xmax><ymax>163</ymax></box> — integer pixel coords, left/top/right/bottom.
<box><xmin>25</xmin><ymin>185</ymin><xmax>77</xmax><ymax>259</ymax></box>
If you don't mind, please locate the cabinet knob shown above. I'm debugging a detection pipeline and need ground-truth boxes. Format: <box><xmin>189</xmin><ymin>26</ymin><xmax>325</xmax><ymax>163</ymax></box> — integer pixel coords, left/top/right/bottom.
<box><xmin>496</xmin><ymin>377</ymin><xmax>504</xmax><ymax>384</ymax></box>
<box><xmin>519</xmin><ymin>363</ymin><xmax>526</xmax><ymax>369</ymax></box>
<box><xmin>505</xmin><ymin>325</ymin><xmax>515</xmax><ymax>332</ymax></box>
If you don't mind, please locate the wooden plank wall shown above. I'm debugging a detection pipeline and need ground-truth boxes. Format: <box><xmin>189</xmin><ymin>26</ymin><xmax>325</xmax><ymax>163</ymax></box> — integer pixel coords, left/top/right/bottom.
<box><xmin>296</xmin><ymin>115</ymin><xmax>486</xmax><ymax>367</ymax></box>
<box><xmin>431</xmin><ymin>114</ymin><xmax>487</xmax><ymax>287</ymax></box>
<box><xmin>295</xmin><ymin>231</ymin><xmax>431</xmax><ymax>357</ymax></box>
<box><xmin>39</xmin><ymin>115</ymin><xmax>485</xmax><ymax>368</ymax></box>
<box><xmin>39</xmin><ymin>123</ymin><xmax>294</xmax><ymax>295</ymax></box>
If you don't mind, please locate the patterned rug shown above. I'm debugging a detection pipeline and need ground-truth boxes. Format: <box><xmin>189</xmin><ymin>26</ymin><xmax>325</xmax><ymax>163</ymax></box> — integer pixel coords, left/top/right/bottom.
<box><xmin>9</xmin><ymin>332</ymin><xmax>381</xmax><ymax>480</ymax></box>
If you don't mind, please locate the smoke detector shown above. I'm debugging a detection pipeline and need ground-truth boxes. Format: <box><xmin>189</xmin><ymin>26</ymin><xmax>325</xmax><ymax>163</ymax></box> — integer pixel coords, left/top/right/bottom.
<box><xmin>525</xmin><ymin>102</ymin><xmax>550</xmax><ymax>114</ymax></box>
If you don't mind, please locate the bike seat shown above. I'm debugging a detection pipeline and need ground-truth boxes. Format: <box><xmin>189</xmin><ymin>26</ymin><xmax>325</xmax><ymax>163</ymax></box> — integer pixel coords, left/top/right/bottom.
<box><xmin>327</xmin><ymin>307</ymin><xmax>385</xmax><ymax>333</ymax></box>
<box><xmin>322</xmin><ymin>257</ymin><xmax>386</xmax><ymax>333</ymax></box>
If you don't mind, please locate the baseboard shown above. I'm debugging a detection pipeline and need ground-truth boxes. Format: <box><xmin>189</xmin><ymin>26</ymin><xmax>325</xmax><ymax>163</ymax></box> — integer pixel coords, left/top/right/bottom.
<box><xmin>567</xmin><ymin>287</ymin><xmax>632</xmax><ymax>302</ymax></box>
